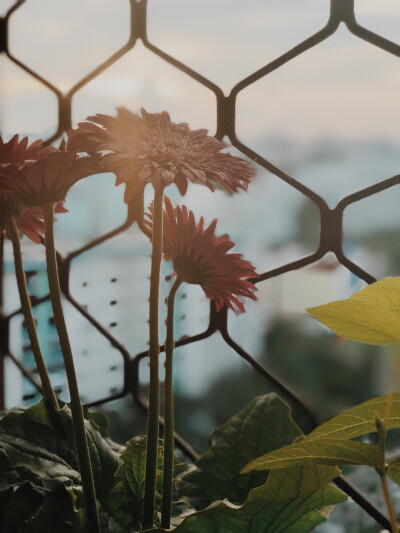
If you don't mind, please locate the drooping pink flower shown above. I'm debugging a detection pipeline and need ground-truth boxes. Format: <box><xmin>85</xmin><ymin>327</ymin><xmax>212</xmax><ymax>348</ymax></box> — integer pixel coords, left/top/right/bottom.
<box><xmin>0</xmin><ymin>140</ymin><xmax>98</xmax><ymax>207</ymax></box>
<box><xmin>0</xmin><ymin>135</ymin><xmax>69</xmax><ymax>242</ymax></box>
<box><xmin>67</xmin><ymin>107</ymin><xmax>255</xmax><ymax>203</ymax></box>
<box><xmin>15</xmin><ymin>204</ymin><xmax>68</xmax><ymax>243</ymax></box>
<box><xmin>145</xmin><ymin>197</ymin><xmax>258</xmax><ymax>313</ymax></box>
<box><xmin>0</xmin><ymin>134</ymin><xmax>56</xmax><ymax>166</ymax></box>
<box><xmin>0</xmin><ymin>196</ymin><xmax>67</xmax><ymax>243</ymax></box>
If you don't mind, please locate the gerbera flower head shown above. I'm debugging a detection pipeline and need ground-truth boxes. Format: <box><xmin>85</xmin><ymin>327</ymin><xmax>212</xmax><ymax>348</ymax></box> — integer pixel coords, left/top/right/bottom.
<box><xmin>67</xmin><ymin>107</ymin><xmax>255</xmax><ymax>203</ymax></box>
<box><xmin>0</xmin><ymin>140</ymin><xmax>97</xmax><ymax>207</ymax></box>
<box><xmin>0</xmin><ymin>197</ymin><xmax>67</xmax><ymax>243</ymax></box>
<box><xmin>0</xmin><ymin>134</ymin><xmax>56</xmax><ymax>166</ymax></box>
<box><xmin>145</xmin><ymin>197</ymin><xmax>258</xmax><ymax>313</ymax></box>
<box><xmin>0</xmin><ymin>135</ymin><xmax>68</xmax><ymax>242</ymax></box>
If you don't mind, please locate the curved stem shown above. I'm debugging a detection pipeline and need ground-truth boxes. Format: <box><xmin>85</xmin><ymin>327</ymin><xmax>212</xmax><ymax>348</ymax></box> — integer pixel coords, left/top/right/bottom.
<box><xmin>161</xmin><ymin>277</ymin><xmax>182</xmax><ymax>529</ymax></box>
<box><xmin>7</xmin><ymin>216</ymin><xmax>59</xmax><ymax>410</ymax></box>
<box><xmin>143</xmin><ymin>186</ymin><xmax>164</xmax><ymax>528</ymax></box>
<box><xmin>42</xmin><ymin>203</ymin><xmax>100</xmax><ymax>533</ymax></box>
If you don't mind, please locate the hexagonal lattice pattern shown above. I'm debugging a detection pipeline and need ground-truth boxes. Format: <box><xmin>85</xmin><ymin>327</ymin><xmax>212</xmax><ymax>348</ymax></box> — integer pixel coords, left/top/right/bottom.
<box><xmin>0</xmin><ymin>1</ymin><xmax>399</xmax><ymax>529</ymax></box>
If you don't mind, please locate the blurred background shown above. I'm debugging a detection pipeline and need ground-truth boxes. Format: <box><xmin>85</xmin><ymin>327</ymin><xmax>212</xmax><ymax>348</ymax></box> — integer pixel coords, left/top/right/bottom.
<box><xmin>0</xmin><ymin>1</ymin><xmax>399</xmax><ymax>531</ymax></box>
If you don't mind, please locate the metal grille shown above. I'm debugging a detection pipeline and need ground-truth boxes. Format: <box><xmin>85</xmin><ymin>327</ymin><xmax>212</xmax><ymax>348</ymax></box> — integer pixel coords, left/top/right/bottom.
<box><xmin>0</xmin><ymin>0</ymin><xmax>399</xmax><ymax>530</ymax></box>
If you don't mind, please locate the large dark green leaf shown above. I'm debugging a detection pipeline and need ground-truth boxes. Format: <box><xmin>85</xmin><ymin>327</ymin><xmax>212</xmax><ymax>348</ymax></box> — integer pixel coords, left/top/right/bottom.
<box><xmin>21</xmin><ymin>484</ymin><xmax>85</xmax><ymax>533</ymax></box>
<box><xmin>56</xmin><ymin>405</ymin><xmax>121</xmax><ymax>501</ymax></box>
<box><xmin>177</xmin><ymin>394</ymin><xmax>301</xmax><ymax>509</ymax></box>
<box><xmin>2</xmin><ymin>483</ymin><xmax>44</xmax><ymax>533</ymax></box>
<box><xmin>0</xmin><ymin>401</ymin><xmax>120</xmax><ymax>500</ymax></box>
<box><xmin>0</xmin><ymin>403</ymin><xmax>81</xmax><ymax>493</ymax></box>
<box><xmin>147</xmin><ymin>465</ymin><xmax>346</xmax><ymax>533</ymax></box>
<box><xmin>0</xmin><ymin>401</ymin><xmax>121</xmax><ymax>531</ymax></box>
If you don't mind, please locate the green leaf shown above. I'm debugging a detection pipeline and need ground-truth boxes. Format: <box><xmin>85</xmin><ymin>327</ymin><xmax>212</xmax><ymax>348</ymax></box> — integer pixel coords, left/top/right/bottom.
<box><xmin>0</xmin><ymin>401</ymin><xmax>120</xmax><ymax>501</ymax></box>
<box><xmin>177</xmin><ymin>394</ymin><xmax>301</xmax><ymax>509</ymax></box>
<box><xmin>106</xmin><ymin>436</ymin><xmax>191</xmax><ymax>530</ymax></box>
<box><xmin>307</xmin><ymin>278</ymin><xmax>400</xmax><ymax>345</ymax></box>
<box><xmin>0</xmin><ymin>401</ymin><xmax>121</xmax><ymax>531</ymax></box>
<box><xmin>242</xmin><ymin>439</ymin><xmax>381</xmax><ymax>473</ymax></box>
<box><xmin>107</xmin><ymin>435</ymin><xmax>148</xmax><ymax>527</ymax></box>
<box><xmin>307</xmin><ymin>298</ymin><xmax>400</xmax><ymax>345</ymax></box>
<box><xmin>306</xmin><ymin>393</ymin><xmax>400</xmax><ymax>441</ymax></box>
<box><xmin>386</xmin><ymin>456</ymin><xmax>400</xmax><ymax>486</ymax></box>
<box><xmin>0</xmin><ymin>488</ymin><xmax>12</xmax><ymax>525</ymax></box>
<box><xmin>0</xmin><ymin>404</ymin><xmax>81</xmax><ymax>493</ymax></box>
<box><xmin>54</xmin><ymin>404</ymin><xmax>121</xmax><ymax>502</ymax></box>
<box><xmin>2</xmin><ymin>484</ymin><xmax>44</xmax><ymax>533</ymax></box>
<box><xmin>21</xmin><ymin>485</ymin><xmax>85</xmax><ymax>533</ymax></box>
<box><xmin>348</xmin><ymin>277</ymin><xmax>400</xmax><ymax>312</ymax></box>
<box><xmin>147</xmin><ymin>465</ymin><xmax>347</xmax><ymax>533</ymax></box>
<box><xmin>83</xmin><ymin>408</ymin><xmax>110</xmax><ymax>437</ymax></box>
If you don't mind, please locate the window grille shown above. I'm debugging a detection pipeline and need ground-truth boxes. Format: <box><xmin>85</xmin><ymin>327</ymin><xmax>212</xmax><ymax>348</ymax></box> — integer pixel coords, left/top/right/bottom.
<box><xmin>0</xmin><ymin>0</ymin><xmax>399</xmax><ymax>530</ymax></box>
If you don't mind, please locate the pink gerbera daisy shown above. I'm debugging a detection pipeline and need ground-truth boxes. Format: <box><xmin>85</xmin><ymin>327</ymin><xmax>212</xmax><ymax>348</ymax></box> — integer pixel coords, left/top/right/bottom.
<box><xmin>145</xmin><ymin>197</ymin><xmax>258</xmax><ymax>313</ymax></box>
<box><xmin>67</xmin><ymin>107</ymin><xmax>255</xmax><ymax>203</ymax></box>
<box><xmin>0</xmin><ymin>136</ymin><xmax>67</xmax><ymax>242</ymax></box>
<box><xmin>8</xmin><ymin>203</ymin><xmax>68</xmax><ymax>243</ymax></box>
<box><xmin>0</xmin><ymin>140</ymin><xmax>98</xmax><ymax>207</ymax></box>
<box><xmin>0</xmin><ymin>134</ymin><xmax>56</xmax><ymax>165</ymax></box>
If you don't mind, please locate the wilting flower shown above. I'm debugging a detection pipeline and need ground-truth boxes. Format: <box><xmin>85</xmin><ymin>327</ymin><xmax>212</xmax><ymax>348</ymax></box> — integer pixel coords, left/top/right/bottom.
<box><xmin>67</xmin><ymin>107</ymin><xmax>255</xmax><ymax>203</ymax></box>
<box><xmin>145</xmin><ymin>198</ymin><xmax>258</xmax><ymax>313</ymax></box>
<box><xmin>0</xmin><ymin>141</ymin><xmax>97</xmax><ymax>207</ymax></box>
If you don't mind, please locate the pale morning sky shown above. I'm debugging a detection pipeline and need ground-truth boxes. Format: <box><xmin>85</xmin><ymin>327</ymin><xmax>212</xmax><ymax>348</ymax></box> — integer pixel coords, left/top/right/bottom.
<box><xmin>0</xmin><ymin>0</ymin><xmax>399</xmax><ymax>145</ymax></box>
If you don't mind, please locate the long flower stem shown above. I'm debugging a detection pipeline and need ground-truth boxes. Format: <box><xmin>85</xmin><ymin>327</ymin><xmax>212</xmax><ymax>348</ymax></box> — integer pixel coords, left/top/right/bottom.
<box><xmin>42</xmin><ymin>203</ymin><xmax>100</xmax><ymax>533</ymax></box>
<box><xmin>380</xmin><ymin>474</ymin><xmax>399</xmax><ymax>533</ymax></box>
<box><xmin>161</xmin><ymin>277</ymin><xmax>181</xmax><ymax>529</ymax></box>
<box><xmin>376</xmin><ymin>392</ymin><xmax>398</xmax><ymax>533</ymax></box>
<box><xmin>7</xmin><ymin>215</ymin><xmax>59</xmax><ymax>410</ymax></box>
<box><xmin>143</xmin><ymin>186</ymin><xmax>164</xmax><ymax>528</ymax></box>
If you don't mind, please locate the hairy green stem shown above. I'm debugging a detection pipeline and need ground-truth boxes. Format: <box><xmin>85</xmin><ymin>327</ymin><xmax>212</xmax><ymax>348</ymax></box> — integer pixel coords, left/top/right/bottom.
<box><xmin>161</xmin><ymin>277</ymin><xmax>181</xmax><ymax>529</ymax></box>
<box><xmin>143</xmin><ymin>186</ymin><xmax>164</xmax><ymax>528</ymax></box>
<box><xmin>7</xmin><ymin>215</ymin><xmax>59</xmax><ymax>410</ymax></box>
<box><xmin>42</xmin><ymin>203</ymin><xmax>100</xmax><ymax>533</ymax></box>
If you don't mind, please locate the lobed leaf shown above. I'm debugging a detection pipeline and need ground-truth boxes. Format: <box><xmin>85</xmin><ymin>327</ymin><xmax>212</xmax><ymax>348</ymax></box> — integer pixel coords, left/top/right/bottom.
<box><xmin>147</xmin><ymin>465</ymin><xmax>346</xmax><ymax>533</ymax></box>
<box><xmin>177</xmin><ymin>394</ymin><xmax>301</xmax><ymax>508</ymax></box>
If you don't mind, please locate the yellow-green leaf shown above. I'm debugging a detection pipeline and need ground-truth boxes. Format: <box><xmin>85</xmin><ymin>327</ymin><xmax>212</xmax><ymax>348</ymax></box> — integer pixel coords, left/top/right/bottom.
<box><xmin>349</xmin><ymin>277</ymin><xmax>400</xmax><ymax>313</ymax></box>
<box><xmin>307</xmin><ymin>290</ymin><xmax>400</xmax><ymax>345</ymax></box>
<box><xmin>241</xmin><ymin>439</ymin><xmax>381</xmax><ymax>473</ymax></box>
<box><xmin>305</xmin><ymin>393</ymin><xmax>400</xmax><ymax>441</ymax></box>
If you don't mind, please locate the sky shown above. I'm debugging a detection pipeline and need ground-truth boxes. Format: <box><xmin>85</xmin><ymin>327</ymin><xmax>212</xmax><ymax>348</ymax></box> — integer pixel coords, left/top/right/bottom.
<box><xmin>0</xmin><ymin>0</ymin><xmax>399</xmax><ymax>145</ymax></box>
